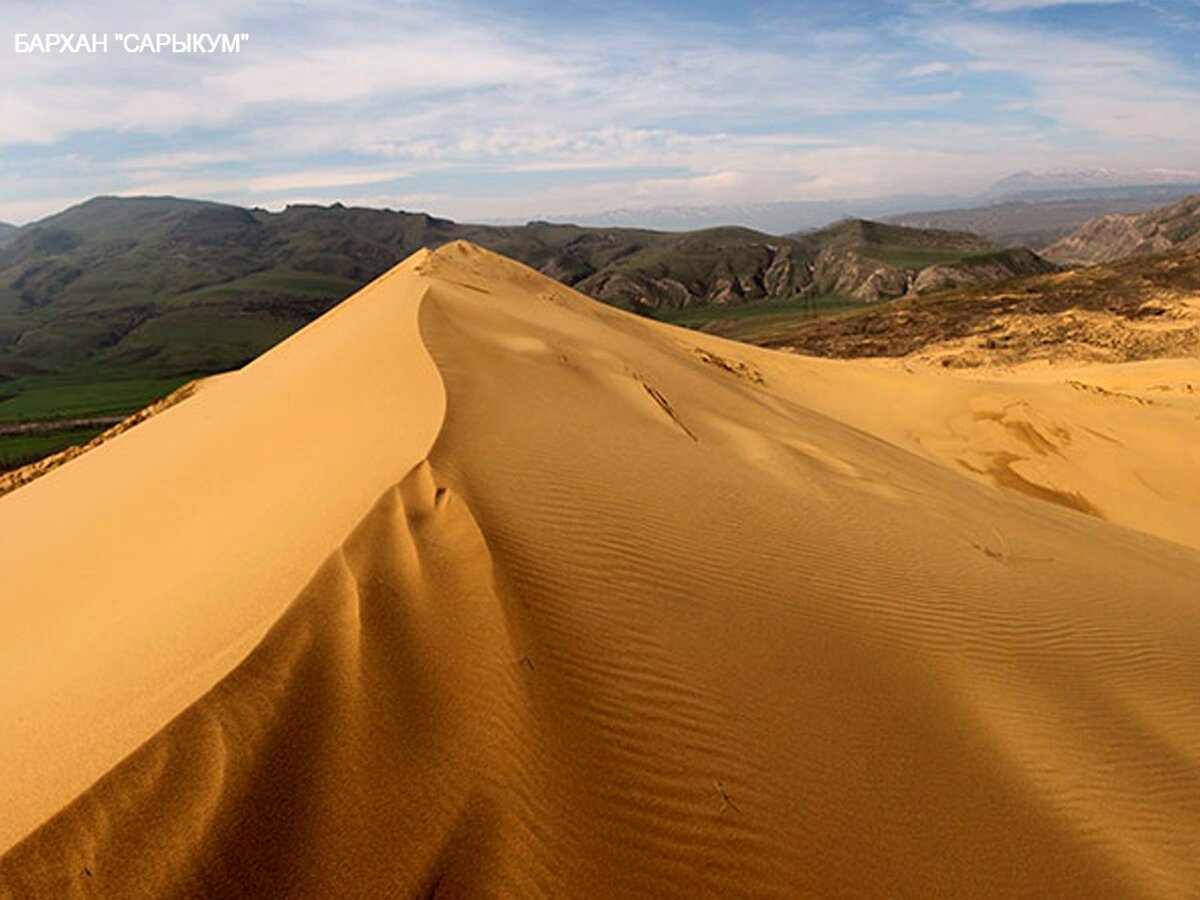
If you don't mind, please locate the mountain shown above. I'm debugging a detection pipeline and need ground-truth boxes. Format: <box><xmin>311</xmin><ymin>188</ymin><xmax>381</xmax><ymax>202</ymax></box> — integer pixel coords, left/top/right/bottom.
<box><xmin>542</xmin><ymin>194</ymin><xmax>967</xmax><ymax>235</ymax></box>
<box><xmin>986</xmin><ymin>168</ymin><xmax>1200</xmax><ymax>198</ymax></box>
<box><xmin>884</xmin><ymin>196</ymin><xmax>1197</xmax><ymax>249</ymax></box>
<box><xmin>765</xmin><ymin>246</ymin><xmax>1200</xmax><ymax>368</ymax></box>
<box><xmin>0</xmin><ymin>196</ymin><xmax>625</xmax><ymax>384</ymax></box>
<box><xmin>885</xmin><ymin>177</ymin><xmax>1200</xmax><ymax>249</ymax></box>
<box><xmin>789</xmin><ymin>218</ymin><xmax>1052</xmax><ymax>297</ymax></box>
<box><xmin>2</xmin><ymin>243</ymin><xmax>1199</xmax><ymax>899</ymax></box>
<box><xmin>0</xmin><ymin>196</ymin><xmax>1051</xmax><ymax>391</ymax></box>
<box><xmin>1041</xmin><ymin>193</ymin><xmax>1200</xmax><ymax>266</ymax></box>
<box><xmin>0</xmin><ymin>223</ymin><xmax>15</xmax><ymax>247</ymax></box>
<box><xmin>546</xmin><ymin>173</ymin><xmax>1200</xmax><ymax>237</ymax></box>
<box><xmin>574</xmin><ymin>219</ymin><xmax>1050</xmax><ymax>311</ymax></box>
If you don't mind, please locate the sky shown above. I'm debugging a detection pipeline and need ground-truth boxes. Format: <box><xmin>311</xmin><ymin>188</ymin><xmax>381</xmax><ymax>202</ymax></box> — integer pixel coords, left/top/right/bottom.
<box><xmin>1</xmin><ymin>0</ymin><xmax>1198</xmax><ymax>225</ymax></box>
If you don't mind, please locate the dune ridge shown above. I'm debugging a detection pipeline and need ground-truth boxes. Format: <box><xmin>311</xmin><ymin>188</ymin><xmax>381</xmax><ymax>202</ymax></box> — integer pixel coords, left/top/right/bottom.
<box><xmin>0</xmin><ymin>251</ymin><xmax>446</xmax><ymax>855</ymax></box>
<box><xmin>2</xmin><ymin>242</ymin><xmax>1199</xmax><ymax>898</ymax></box>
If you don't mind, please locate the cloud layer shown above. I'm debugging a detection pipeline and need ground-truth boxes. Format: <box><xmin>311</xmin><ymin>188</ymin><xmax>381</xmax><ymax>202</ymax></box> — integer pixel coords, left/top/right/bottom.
<box><xmin>1</xmin><ymin>0</ymin><xmax>1197</xmax><ymax>223</ymax></box>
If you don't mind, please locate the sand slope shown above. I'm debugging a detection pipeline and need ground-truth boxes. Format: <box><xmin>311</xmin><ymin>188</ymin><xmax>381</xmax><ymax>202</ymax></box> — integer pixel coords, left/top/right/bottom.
<box><xmin>0</xmin><ymin>255</ymin><xmax>444</xmax><ymax>854</ymax></box>
<box><xmin>1</xmin><ymin>242</ymin><xmax>1198</xmax><ymax>898</ymax></box>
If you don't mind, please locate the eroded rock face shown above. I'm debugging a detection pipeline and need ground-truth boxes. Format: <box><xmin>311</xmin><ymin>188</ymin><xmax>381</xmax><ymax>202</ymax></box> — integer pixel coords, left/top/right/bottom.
<box><xmin>572</xmin><ymin>238</ymin><xmax>1055</xmax><ymax>311</ymax></box>
<box><xmin>1042</xmin><ymin>215</ymin><xmax>1148</xmax><ymax>266</ymax></box>
<box><xmin>762</xmin><ymin>246</ymin><xmax>798</xmax><ymax>296</ymax></box>
<box><xmin>1043</xmin><ymin>193</ymin><xmax>1200</xmax><ymax>266</ymax></box>
<box><xmin>581</xmin><ymin>273</ymin><xmax>697</xmax><ymax>311</ymax></box>
<box><xmin>848</xmin><ymin>266</ymin><xmax>913</xmax><ymax>303</ymax></box>
<box><xmin>806</xmin><ymin>248</ymin><xmax>911</xmax><ymax>302</ymax></box>
<box><xmin>909</xmin><ymin>250</ymin><xmax>1057</xmax><ymax>296</ymax></box>
<box><xmin>768</xmin><ymin>246</ymin><xmax>1200</xmax><ymax>367</ymax></box>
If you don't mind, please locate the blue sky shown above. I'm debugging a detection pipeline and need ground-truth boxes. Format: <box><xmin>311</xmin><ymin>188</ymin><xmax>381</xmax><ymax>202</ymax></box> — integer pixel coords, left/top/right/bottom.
<box><xmin>1</xmin><ymin>0</ymin><xmax>1198</xmax><ymax>224</ymax></box>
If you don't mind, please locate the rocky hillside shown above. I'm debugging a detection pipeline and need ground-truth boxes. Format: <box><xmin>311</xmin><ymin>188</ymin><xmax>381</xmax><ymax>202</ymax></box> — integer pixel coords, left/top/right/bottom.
<box><xmin>768</xmin><ymin>248</ymin><xmax>1200</xmax><ymax>367</ymax></box>
<box><xmin>1042</xmin><ymin>193</ymin><xmax>1200</xmax><ymax>266</ymax></box>
<box><xmin>582</xmin><ymin>217</ymin><xmax>1053</xmax><ymax>311</ymax></box>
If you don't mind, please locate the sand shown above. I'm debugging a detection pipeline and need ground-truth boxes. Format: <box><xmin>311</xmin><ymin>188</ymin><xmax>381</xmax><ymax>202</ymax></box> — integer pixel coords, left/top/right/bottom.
<box><xmin>1</xmin><ymin>242</ymin><xmax>1198</xmax><ymax>898</ymax></box>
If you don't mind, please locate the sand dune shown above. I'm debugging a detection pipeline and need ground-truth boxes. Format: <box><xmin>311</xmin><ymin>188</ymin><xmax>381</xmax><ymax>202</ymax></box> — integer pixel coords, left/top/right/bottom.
<box><xmin>1</xmin><ymin>242</ymin><xmax>1198</xmax><ymax>898</ymax></box>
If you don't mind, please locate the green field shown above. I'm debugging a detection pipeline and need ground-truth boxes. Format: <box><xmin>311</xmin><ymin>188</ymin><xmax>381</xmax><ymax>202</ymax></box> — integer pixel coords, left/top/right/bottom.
<box><xmin>0</xmin><ymin>375</ymin><xmax>196</xmax><ymax>473</ymax></box>
<box><xmin>0</xmin><ymin>375</ymin><xmax>194</xmax><ymax>423</ymax></box>
<box><xmin>659</xmin><ymin>294</ymin><xmax>881</xmax><ymax>343</ymax></box>
<box><xmin>188</xmin><ymin>269</ymin><xmax>359</xmax><ymax>298</ymax></box>
<box><xmin>0</xmin><ymin>425</ymin><xmax>107</xmax><ymax>472</ymax></box>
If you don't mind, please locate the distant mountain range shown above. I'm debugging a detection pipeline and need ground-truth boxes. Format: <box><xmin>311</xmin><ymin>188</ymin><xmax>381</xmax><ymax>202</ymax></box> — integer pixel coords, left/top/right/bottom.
<box><xmin>0</xmin><ymin>195</ymin><xmax>1052</xmax><ymax>387</ymax></box>
<box><xmin>543</xmin><ymin>194</ymin><xmax>967</xmax><ymax>235</ymax></box>
<box><xmin>544</xmin><ymin>173</ymin><xmax>1200</xmax><ymax>237</ymax></box>
<box><xmin>884</xmin><ymin>189</ymin><xmax>1200</xmax><ymax>249</ymax></box>
<box><xmin>985</xmin><ymin>168</ymin><xmax>1200</xmax><ymax>197</ymax></box>
<box><xmin>1041</xmin><ymin>193</ymin><xmax>1200</xmax><ymax>266</ymax></box>
<box><xmin>0</xmin><ymin>224</ymin><xmax>16</xmax><ymax>246</ymax></box>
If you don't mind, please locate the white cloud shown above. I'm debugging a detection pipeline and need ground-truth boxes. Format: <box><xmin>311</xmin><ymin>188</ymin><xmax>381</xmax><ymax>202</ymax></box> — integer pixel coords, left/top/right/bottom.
<box><xmin>0</xmin><ymin>194</ymin><xmax>93</xmax><ymax>224</ymax></box>
<box><xmin>906</xmin><ymin>61</ymin><xmax>953</xmax><ymax>77</ymax></box>
<box><xmin>935</xmin><ymin>20</ymin><xmax>1200</xmax><ymax>141</ymax></box>
<box><xmin>971</xmin><ymin>0</ymin><xmax>1127</xmax><ymax>10</ymax></box>
<box><xmin>1</xmin><ymin>0</ymin><xmax>1198</xmax><ymax>223</ymax></box>
<box><xmin>122</xmin><ymin>166</ymin><xmax>411</xmax><ymax>198</ymax></box>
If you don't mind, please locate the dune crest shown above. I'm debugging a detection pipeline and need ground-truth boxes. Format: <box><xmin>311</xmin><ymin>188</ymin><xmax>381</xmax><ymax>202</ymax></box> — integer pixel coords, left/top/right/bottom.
<box><xmin>2</xmin><ymin>241</ymin><xmax>1199</xmax><ymax>898</ymax></box>
<box><xmin>0</xmin><ymin>249</ymin><xmax>444</xmax><ymax>854</ymax></box>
